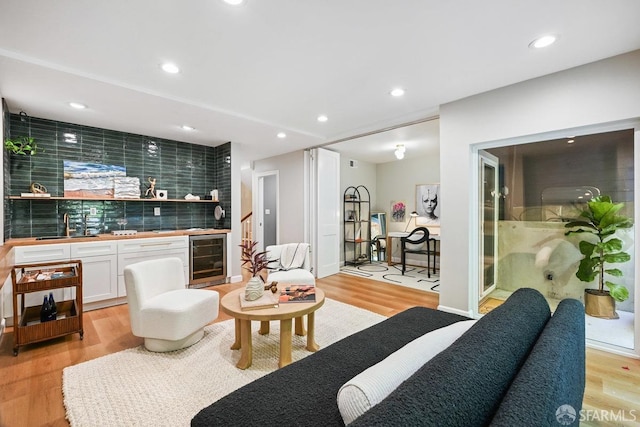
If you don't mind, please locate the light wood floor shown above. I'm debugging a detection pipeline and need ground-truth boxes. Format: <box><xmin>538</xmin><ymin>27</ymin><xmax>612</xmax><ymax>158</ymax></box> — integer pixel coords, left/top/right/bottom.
<box><xmin>0</xmin><ymin>274</ymin><xmax>638</xmax><ymax>427</ymax></box>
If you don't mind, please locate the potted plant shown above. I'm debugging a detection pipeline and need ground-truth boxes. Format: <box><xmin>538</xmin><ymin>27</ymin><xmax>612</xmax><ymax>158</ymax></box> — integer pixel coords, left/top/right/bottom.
<box><xmin>4</xmin><ymin>136</ymin><xmax>42</xmax><ymax>156</ymax></box>
<box><xmin>240</xmin><ymin>240</ymin><xmax>277</xmax><ymax>301</ymax></box>
<box><xmin>564</xmin><ymin>195</ymin><xmax>633</xmax><ymax>319</ymax></box>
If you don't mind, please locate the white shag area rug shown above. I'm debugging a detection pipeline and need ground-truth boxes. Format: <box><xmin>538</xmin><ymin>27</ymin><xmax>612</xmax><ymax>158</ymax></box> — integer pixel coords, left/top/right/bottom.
<box><xmin>62</xmin><ymin>298</ymin><xmax>385</xmax><ymax>427</ymax></box>
<box><xmin>340</xmin><ymin>262</ymin><xmax>440</xmax><ymax>293</ymax></box>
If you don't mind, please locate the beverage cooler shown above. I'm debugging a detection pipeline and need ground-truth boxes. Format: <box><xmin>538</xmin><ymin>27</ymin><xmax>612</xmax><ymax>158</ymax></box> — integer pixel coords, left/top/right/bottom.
<box><xmin>189</xmin><ymin>234</ymin><xmax>227</xmax><ymax>288</ymax></box>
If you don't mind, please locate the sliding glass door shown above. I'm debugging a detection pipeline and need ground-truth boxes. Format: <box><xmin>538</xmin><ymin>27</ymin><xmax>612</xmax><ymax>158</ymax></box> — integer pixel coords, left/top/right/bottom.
<box><xmin>479</xmin><ymin>150</ymin><xmax>498</xmax><ymax>299</ymax></box>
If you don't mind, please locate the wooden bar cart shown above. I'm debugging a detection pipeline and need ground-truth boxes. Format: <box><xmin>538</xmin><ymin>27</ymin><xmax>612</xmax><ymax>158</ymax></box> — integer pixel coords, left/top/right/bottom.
<box><xmin>11</xmin><ymin>260</ymin><xmax>84</xmax><ymax>356</ymax></box>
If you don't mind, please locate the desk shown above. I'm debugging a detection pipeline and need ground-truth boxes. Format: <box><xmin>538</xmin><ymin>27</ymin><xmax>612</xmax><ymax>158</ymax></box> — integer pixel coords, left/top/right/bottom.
<box><xmin>387</xmin><ymin>232</ymin><xmax>440</xmax><ymax>273</ymax></box>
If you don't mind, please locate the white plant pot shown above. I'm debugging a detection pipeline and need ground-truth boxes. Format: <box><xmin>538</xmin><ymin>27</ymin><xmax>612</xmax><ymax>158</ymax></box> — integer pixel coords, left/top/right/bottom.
<box><xmin>245</xmin><ymin>276</ymin><xmax>264</xmax><ymax>301</ymax></box>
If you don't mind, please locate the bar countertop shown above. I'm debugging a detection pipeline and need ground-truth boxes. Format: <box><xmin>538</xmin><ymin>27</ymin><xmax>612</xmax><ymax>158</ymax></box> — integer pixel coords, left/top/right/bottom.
<box><xmin>7</xmin><ymin>228</ymin><xmax>231</xmax><ymax>247</ymax></box>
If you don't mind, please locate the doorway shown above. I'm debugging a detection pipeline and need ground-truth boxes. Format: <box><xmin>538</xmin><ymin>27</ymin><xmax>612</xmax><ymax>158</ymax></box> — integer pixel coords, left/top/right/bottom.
<box><xmin>254</xmin><ymin>171</ymin><xmax>279</xmax><ymax>252</ymax></box>
<box><xmin>476</xmin><ymin>127</ymin><xmax>637</xmax><ymax>351</ymax></box>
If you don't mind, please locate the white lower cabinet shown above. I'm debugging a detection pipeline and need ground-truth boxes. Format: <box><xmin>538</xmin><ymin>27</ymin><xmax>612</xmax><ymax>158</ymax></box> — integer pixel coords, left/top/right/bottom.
<box><xmin>117</xmin><ymin>236</ymin><xmax>189</xmax><ymax>297</ymax></box>
<box><xmin>71</xmin><ymin>241</ymin><xmax>118</xmax><ymax>309</ymax></box>
<box><xmin>3</xmin><ymin>236</ymin><xmax>188</xmax><ymax>322</ymax></box>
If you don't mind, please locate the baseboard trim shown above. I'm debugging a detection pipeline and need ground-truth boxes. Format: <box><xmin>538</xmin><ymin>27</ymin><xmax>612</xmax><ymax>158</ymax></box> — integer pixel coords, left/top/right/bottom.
<box><xmin>437</xmin><ymin>304</ymin><xmax>474</xmax><ymax>318</ymax></box>
<box><xmin>587</xmin><ymin>340</ymin><xmax>640</xmax><ymax>359</ymax></box>
<box><xmin>229</xmin><ymin>275</ymin><xmax>243</xmax><ymax>284</ymax></box>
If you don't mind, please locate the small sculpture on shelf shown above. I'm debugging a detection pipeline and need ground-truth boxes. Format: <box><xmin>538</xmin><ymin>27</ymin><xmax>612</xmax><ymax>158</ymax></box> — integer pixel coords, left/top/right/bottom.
<box><xmin>145</xmin><ymin>177</ymin><xmax>156</xmax><ymax>198</ymax></box>
<box><xmin>30</xmin><ymin>182</ymin><xmax>47</xmax><ymax>194</ymax></box>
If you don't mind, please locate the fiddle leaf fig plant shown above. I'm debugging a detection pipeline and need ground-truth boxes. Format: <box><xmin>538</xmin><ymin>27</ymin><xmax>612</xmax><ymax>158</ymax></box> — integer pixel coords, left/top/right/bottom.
<box><xmin>4</xmin><ymin>137</ymin><xmax>42</xmax><ymax>156</ymax></box>
<box><xmin>564</xmin><ymin>195</ymin><xmax>633</xmax><ymax>302</ymax></box>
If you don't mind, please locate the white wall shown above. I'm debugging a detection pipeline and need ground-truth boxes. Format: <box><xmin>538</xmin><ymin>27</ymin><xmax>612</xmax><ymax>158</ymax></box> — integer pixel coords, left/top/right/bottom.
<box><xmin>439</xmin><ymin>50</ymin><xmax>640</xmax><ymax>317</ymax></box>
<box><xmin>253</xmin><ymin>149</ymin><xmax>306</xmax><ymax>245</ymax></box>
<box><xmin>341</xmin><ymin>156</ymin><xmax>377</xmax><ymax>209</ymax></box>
<box><xmin>376</xmin><ymin>155</ymin><xmax>440</xmax><ymax>234</ymax></box>
<box><xmin>240</xmin><ymin>166</ymin><xmax>252</xmax><ymax>219</ymax></box>
<box><xmin>229</xmin><ymin>142</ymin><xmax>245</xmax><ymax>281</ymax></box>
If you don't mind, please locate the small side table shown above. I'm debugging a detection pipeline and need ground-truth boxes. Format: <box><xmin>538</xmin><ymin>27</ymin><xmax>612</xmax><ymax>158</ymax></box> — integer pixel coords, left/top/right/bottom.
<box><xmin>11</xmin><ymin>260</ymin><xmax>84</xmax><ymax>356</ymax></box>
<box><xmin>220</xmin><ymin>287</ymin><xmax>325</xmax><ymax>369</ymax></box>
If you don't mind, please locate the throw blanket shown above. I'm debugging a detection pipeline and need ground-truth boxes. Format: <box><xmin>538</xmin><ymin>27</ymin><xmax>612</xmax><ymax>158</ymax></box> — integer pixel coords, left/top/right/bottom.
<box><xmin>279</xmin><ymin>243</ymin><xmax>309</xmax><ymax>271</ymax></box>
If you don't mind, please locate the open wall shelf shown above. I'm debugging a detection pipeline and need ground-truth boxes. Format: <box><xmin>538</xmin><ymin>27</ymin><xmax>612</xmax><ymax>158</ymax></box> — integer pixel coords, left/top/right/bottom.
<box><xmin>343</xmin><ymin>185</ymin><xmax>371</xmax><ymax>266</ymax></box>
<box><xmin>9</xmin><ymin>196</ymin><xmax>218</xmax><ymax>203</ymax></box>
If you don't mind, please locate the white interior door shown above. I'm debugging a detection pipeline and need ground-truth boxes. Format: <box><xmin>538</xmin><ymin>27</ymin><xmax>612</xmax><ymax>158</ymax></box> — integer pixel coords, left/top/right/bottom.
<box><xmin>310</xmin><ymin>148</ymin><xmax>340</xmax><ymax>278</ymax></box>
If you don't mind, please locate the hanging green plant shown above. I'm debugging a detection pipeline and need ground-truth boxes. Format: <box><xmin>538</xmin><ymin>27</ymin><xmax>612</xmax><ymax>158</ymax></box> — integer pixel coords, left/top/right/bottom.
<box><xmin>4</xmin><ymin>137</ymin><xmax>42</xmax><ymax>156</ymax></box>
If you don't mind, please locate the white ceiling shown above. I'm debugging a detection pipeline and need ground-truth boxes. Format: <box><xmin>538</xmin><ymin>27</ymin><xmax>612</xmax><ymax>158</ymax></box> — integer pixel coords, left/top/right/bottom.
<box><xmin>1</xmin><ymin>1</ymin><xmax>639</xmax><ymax>164</ymax></box>
<box><xmin>328</xmin><ymin>118</ymin><xmax>440</xmax><ymax>164</ymax></box>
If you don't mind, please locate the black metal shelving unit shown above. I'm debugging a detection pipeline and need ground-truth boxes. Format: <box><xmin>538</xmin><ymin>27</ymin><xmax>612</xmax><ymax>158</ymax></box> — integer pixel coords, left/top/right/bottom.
<box><xmin>343</xmin><ymin>185</ymin><xmax>371</xmax><ymax>266</ymax></box>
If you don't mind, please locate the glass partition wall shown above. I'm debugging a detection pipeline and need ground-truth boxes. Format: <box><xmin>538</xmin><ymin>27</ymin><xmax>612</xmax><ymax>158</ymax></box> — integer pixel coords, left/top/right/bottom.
<box><xmin>478</xmin><ymin>128</ymin><xmax>636</xmax><ymax>351</ymax></box>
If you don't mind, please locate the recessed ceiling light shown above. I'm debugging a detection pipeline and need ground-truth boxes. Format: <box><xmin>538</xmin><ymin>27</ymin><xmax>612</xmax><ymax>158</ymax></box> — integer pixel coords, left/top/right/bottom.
<box><xmin>529</xmin><ymin>35</ymin><xmax>557</xmax><ymax>49</ymax></box>
<box><xmin>567</xmin><ymin>139</ymin><xmax>575</xmax><ymax>144</ymax></box>
<box><xmin>161</xmin><ymin>63</ymin><xmax>180</xmax><ymax>74</ymax></box>
<box><xmin>69</xmin><ymin>102</ymin><xmax>87</xmax><ymax>109</ymax></box>
<box><xmin>277</xmin><ymin>132</ymin><xmax>287</xmax><ymax>138</ymax></box>
<box><xmin>223</xmin><ymin>0</ymin><xmax>244</xmax><ymax>4</ymax></box>
<box><xmin>390</xmin><ymin>88</ymin><xmax>405</xmax><ymax>97</ymax></box>
<box><xmin>317</xmin><ymin>115</ymin><xmax>328</xmax><ymax>122</ymax></box>
<box><xmin>181</xmin><ymin>125</ymin><xmax>195</xmax><ymax>131</ymax></box>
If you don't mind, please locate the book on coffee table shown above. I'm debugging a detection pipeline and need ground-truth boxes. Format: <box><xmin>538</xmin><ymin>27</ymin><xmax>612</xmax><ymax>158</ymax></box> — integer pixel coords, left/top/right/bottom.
<box><xmin>239</xmin><ymin>291</ymin><xmax>279</xmax><ymax>311</ymax></box>
<box><xmin>279</xmin><ymin>285</ymin><xmax>316</xmax><ymax>303</ymax></box>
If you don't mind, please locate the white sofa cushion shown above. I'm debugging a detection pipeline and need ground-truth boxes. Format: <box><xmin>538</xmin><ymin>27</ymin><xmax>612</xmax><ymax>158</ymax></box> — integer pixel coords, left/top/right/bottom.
<box><xmin>267</xmin><ymin>269</ymin><xmax>315</xmax><ymax>286</ymax></box>
<box><xmin>337</xmin><ymin>319</ymin><xmax>477</xmax><ymax>425</ymax></box>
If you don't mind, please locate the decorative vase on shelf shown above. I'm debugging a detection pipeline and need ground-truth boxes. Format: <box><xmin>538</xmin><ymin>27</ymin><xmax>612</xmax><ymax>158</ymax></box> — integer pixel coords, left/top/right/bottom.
<box><xmin>245</xmin><ymin>276</ymin><xmax>264</xmax><ymax>301</ymax></box>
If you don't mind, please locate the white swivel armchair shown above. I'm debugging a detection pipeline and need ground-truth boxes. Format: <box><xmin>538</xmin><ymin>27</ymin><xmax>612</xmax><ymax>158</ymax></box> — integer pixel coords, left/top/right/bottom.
<box><xmin>124</xmin><ymin>257</ymin><xmax>219</xmax><ymax>352</ymax></box>
<box><xmin>266</xmin><ymin>243</ymin><xmax>315</xmax><ymax>286</ymax></box>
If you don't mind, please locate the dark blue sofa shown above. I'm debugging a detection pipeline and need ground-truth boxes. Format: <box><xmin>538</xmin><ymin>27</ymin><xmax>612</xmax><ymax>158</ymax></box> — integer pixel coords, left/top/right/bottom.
<box><xmin>192</xmin><ymin>288</ymin><xmax>585</xmax><ymax>426</ymax></box>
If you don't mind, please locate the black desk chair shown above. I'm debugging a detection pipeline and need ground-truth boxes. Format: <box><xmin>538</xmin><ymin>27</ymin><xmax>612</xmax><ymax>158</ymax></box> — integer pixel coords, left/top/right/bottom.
<box><xmin>401</xmin><ymin>227</ymin><xmax>435</xmax><ymax>277</ymax></box>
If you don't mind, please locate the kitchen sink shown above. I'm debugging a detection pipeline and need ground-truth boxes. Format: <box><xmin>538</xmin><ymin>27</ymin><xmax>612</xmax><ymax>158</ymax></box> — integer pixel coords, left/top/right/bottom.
<box><xmin>35</xmin><ymin>235</ymin><xmax>99</xmax><ymax>240</ymax></box>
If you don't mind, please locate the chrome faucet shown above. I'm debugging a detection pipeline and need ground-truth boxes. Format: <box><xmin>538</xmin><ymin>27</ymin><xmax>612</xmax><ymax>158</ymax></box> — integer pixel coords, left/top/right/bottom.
<box><xmin>84</xmin><ymin>214</ymin><xmax>90</xmax><ymax>236</ymax></box>
<box><xmin>63</xmin><ymin>213</ymin><xmax>71</xmax><ymax>237</ymax></box>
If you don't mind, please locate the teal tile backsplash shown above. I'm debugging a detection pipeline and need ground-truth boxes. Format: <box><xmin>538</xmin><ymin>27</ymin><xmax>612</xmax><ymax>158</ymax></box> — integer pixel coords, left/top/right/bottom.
<box><xmin>5</xmin><ymin>113</ymin><xmax>231</xmax><ymax>238</ymax></box>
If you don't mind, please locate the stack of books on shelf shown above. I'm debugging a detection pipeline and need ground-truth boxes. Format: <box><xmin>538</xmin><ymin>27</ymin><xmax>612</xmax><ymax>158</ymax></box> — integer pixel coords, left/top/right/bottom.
<box><xmin>239</xmin><ymin>291</ymin><xmax>279</xmax><ymax>311</ymax></box>
<box><xmin>279</xmin><ymin>285</ymin><xmax>316</xmax><ymax>303</ymax></box>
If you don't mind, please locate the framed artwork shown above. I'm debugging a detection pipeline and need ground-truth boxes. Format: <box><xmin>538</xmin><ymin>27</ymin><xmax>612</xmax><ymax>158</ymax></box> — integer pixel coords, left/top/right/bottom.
<box><xmin>390</xmin><ymin>200</ymin><xmax>406</xmax><ymax>222</ymax></box>
<box><xmin>63</xmin><ymin>160</ymin><xmax>126</xmax><ymax>198</ymax></box>
<box><xmin>415</xmin><ymin>183</ymin><xmax>440</xmax><ymax>225</ymax></box>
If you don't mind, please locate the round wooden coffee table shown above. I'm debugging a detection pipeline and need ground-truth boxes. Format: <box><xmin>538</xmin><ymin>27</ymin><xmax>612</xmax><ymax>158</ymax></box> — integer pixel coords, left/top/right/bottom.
<box><xmin>220</xmin><ymin>287</ymin><xmax>325</xmax><ymax>369</ymax></box>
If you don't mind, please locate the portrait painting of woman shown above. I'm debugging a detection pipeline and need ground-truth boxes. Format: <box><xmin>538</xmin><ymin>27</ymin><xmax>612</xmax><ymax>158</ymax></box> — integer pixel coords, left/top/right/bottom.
<box><xmin>416</xmin><ymin>184</ymin><xmax>440</xmax><ymax>225</ymax></box>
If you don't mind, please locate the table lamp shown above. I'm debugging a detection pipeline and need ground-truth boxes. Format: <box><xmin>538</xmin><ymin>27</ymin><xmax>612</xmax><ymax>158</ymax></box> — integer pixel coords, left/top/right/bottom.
<box><xmin>404</xmin><ymin>211</ymin><xmax>419</xmax><ymax>232</ymax></box>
